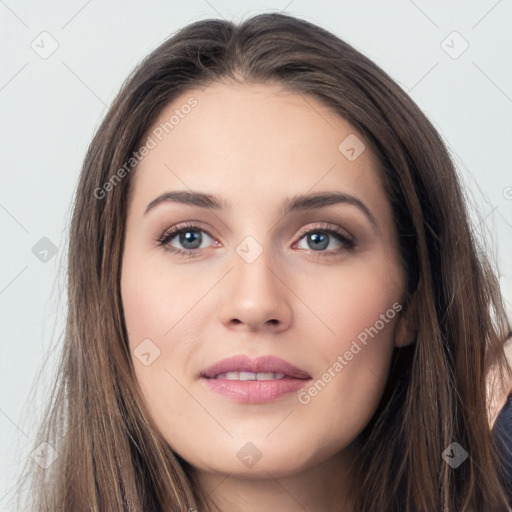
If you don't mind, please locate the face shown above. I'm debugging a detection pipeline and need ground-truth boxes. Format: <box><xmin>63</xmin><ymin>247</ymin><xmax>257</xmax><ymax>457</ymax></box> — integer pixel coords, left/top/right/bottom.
<box><xmin>121</xmin><ymin>82</ymin><xmax>409</xmax><ymax>479</ymax></box>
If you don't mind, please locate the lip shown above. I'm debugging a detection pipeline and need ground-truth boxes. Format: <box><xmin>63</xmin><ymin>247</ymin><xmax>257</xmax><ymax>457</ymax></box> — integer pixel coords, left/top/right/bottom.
<box><xmin>200</xmin><ymin>355</ymin><xmax>312</xmax><ymax>404</ymax></box>
<box><xmin>200</xmin><ymin>355</ymin><xmax>311</xmax><ymax>380</ymax></box>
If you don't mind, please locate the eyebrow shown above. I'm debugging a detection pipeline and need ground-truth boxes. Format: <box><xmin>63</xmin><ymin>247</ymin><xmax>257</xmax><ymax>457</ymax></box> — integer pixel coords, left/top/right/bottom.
<box><xmin>144</xmin><ymin>190</ymin><xmax>378</xmax><ymax>229</ymax></box>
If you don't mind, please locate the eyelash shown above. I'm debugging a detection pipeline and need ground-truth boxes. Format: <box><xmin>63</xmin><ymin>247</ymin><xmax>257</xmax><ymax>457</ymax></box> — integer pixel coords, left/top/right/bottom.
<box><xmin>156</xmin><ymin>222</ymin><xmax>356</xmax><ymax>259</ymax></box>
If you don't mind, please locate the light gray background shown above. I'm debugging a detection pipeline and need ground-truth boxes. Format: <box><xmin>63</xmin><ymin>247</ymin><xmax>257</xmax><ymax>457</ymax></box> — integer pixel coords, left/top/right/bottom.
<box><xmin>1</xmin><ymin>0</ymin><xmax>511</xmax><ymax>508</ymax></box>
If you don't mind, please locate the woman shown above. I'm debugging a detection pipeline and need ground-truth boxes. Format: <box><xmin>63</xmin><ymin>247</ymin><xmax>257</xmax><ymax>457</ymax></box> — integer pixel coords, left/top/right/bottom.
<box><xmin>16</xmin><ymin>12</ymin><xmax>512</xmax><ymax>512</ymax></box>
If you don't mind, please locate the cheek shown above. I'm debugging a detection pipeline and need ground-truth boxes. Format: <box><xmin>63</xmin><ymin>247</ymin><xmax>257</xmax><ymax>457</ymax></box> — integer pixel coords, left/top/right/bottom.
<box><xmin>292</xmin><ymin>256</ymin><xmax>402</xmax><ymax>439</ymax></box>
<box><xmin>294</xmin><ymin>251</ymin><xmax>402</xmax><ymax>350</ymax></box>
<box><xmin>121</xmin><ymin>248</ymin><xmax>207</xmax><ymax>344</ymax></box>
<box><xmin>121</xmin><ymin>249</ymin><xmax>211</xmax><ymax>420</ymax></box>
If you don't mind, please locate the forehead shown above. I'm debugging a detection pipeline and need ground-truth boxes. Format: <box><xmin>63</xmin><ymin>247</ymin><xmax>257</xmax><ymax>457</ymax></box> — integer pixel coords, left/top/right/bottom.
<box><xmin>130</xmin><ymin>81</ymin><xmax>388</xmax><ymax>219</ymax></box>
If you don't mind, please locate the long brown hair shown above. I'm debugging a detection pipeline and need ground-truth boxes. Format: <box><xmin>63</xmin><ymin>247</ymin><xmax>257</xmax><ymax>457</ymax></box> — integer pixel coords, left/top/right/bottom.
<box><xmin>14</xmin><ymin>12</ymin><xmax>512</xmax><ymax>511</ymax></box>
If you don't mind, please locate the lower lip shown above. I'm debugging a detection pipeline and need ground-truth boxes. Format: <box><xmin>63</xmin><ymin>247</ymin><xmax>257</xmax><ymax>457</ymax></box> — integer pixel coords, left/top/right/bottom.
<box><xmin>201</xmin><ymin>377</ymin><xmax>310</xmax><ymax>403</ymax></box>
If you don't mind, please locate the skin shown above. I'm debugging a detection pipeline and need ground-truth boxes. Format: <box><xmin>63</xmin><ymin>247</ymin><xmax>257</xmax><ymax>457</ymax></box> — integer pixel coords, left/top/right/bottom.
<box><xmin>488</xmin><ymin>344</ymin><xmax>512</xmax><ymax>428</ymax></box>
<box><xmin>120</xmin><ymin>82</ymin><xmax>414</xmax><ymax>512</ymax></box>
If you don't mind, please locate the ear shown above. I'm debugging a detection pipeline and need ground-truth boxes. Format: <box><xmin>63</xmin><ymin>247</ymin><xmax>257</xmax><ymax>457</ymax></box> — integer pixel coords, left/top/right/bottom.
<box><xmin>394</xmin><ymin>295</ymin><xmax>418</xmax><ymax>348</ymax></box>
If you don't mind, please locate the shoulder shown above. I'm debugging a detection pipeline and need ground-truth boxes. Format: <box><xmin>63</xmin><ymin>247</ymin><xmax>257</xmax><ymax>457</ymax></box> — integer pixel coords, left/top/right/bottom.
<box><xmin>493</xmin><ymin>393</ymin><xmax>512</xmax><ymax>438</ymax></box>
<box><xmin>492</xmin><ymin>392</ymin><xmax>512</xmax><ymax>495</ymax></box>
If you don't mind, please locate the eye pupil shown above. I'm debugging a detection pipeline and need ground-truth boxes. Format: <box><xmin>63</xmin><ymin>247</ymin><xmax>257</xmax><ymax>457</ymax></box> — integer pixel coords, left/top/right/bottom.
<box><xmin>180</xmin><ymin>230</ymin><xmax>202</xmax><ymax>249</ymax></box>
<box><xmin>308</xmin><ymin>232</ymin><xmax>329</xmax><ymax>250</ymax></box>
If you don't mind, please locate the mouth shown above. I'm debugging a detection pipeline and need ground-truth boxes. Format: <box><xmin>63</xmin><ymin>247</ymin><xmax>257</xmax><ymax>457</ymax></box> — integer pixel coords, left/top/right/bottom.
<box><xmin>200</xmin><ymin>355</ymin><xmax>311</xmax><ymax>404</ymax></box>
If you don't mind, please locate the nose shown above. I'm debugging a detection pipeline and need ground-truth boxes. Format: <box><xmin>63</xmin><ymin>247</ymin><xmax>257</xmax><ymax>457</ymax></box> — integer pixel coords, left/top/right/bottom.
<box><xmin>218</xmin><ymin>248</ymin><xmax>293</xmax><ymax>333</ymax></box>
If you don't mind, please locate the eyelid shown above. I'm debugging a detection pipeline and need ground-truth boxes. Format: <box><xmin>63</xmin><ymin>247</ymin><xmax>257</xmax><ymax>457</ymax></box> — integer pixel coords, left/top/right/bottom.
<box><xmin>157</xmin><ymin>221</ymin><xmax>217</xmax><ymax>245</ymax></box>
<box><xmin>295</xmin><ymin>222</ymin><xmax>354</xmax><ymax>243</ymax></box>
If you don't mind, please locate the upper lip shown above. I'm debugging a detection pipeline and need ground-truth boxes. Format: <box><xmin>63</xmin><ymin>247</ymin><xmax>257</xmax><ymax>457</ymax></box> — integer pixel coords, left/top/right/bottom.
<box><xmin>200</xmin><ymin>355</ymin><xmax>311</xmax><ymax>379</ymax></box>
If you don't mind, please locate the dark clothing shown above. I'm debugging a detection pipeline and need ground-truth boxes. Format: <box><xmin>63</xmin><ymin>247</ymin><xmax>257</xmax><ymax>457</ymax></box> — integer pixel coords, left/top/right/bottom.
<box><xmin>492</xmin><ymin>393</ymin><xmax>512</xmax><ymax>503</ymax></box>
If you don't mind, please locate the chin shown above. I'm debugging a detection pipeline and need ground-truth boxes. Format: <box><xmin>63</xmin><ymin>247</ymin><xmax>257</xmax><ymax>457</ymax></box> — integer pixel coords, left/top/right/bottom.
<box><xmin>186</xmin><ymin>439</ymin><xmax>326</xmax><ymax>478</ymax></box>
